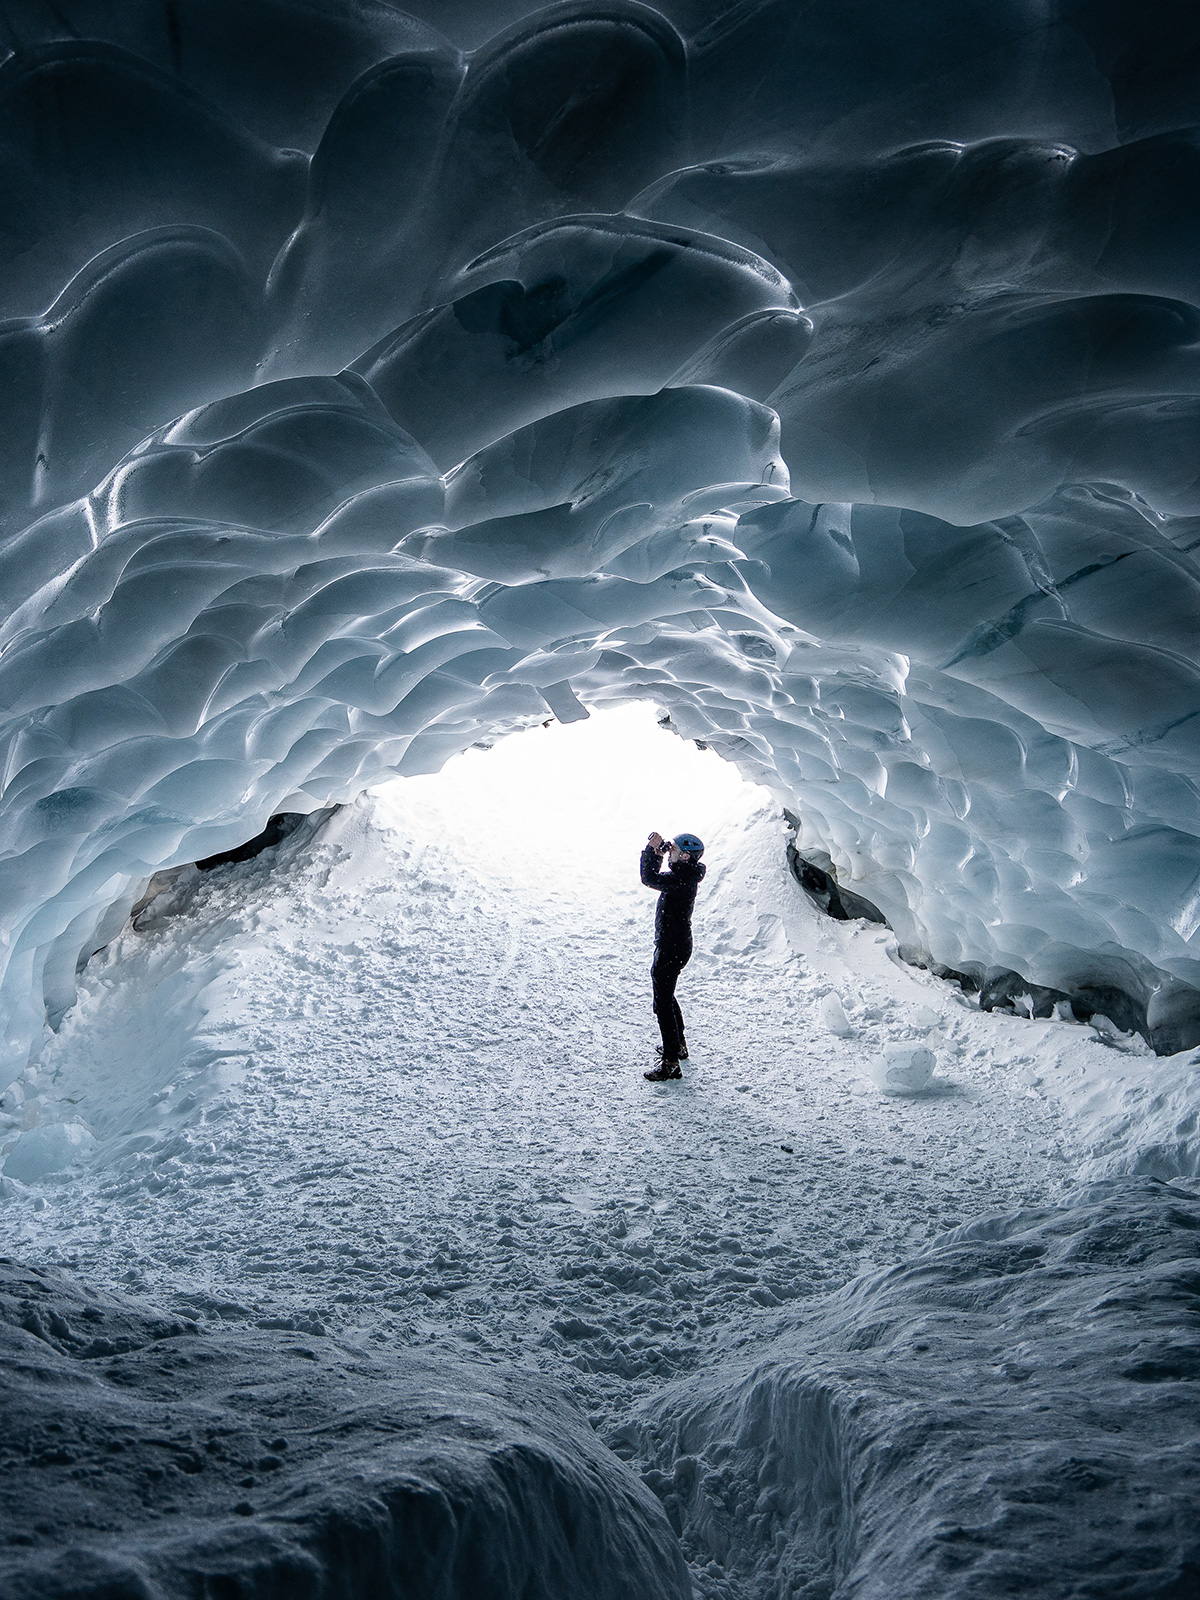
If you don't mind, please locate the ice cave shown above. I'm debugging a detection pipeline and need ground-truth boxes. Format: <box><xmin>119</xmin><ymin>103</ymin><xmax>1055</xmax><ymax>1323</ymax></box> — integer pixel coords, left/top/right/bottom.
<box><xmin>1</xmin><ymin>1</ymin><xmax>1199</xmax><ymax>1595</ymax></box>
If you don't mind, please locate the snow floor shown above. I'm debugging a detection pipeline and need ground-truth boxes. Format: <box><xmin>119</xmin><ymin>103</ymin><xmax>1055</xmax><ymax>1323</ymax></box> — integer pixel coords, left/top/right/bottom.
<box><xmin>5</xmin><ymin>703</ymin><xmax>1159</xmax><ymax>1454</ymax></box>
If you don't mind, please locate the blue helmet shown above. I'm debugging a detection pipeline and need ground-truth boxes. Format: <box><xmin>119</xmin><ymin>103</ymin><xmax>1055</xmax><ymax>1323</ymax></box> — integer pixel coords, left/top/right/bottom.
<box><xmin>674</xmin><ymin>832</ymin><xmax>704</xmax><ymax>858</ymax></box>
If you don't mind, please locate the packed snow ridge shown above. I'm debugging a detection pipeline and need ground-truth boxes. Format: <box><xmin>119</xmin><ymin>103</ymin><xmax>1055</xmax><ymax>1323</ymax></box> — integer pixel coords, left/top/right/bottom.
<box><xmin>3</xmin><ymin>0</ymin><xmax>1200</xmax><ymax>1074</ymax></box>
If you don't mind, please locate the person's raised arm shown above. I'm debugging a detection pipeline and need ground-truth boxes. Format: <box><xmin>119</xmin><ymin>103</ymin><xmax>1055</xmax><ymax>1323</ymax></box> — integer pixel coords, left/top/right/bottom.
<box><xmin>641</xmin><ymin>832</ymin><xmax>668</xmax><ymax>889</ymax></box>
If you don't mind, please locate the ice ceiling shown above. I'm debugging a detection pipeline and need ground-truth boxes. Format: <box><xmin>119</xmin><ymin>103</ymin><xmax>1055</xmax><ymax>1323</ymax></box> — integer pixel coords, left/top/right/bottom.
<box><xmin>3</xmin><ymin>0</ymin><xmax>1200</xmax><ymax>1073</ymax></box>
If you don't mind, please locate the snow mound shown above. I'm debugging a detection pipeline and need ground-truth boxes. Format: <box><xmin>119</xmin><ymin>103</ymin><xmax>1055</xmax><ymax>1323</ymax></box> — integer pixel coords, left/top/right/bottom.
<box><xmin>0</xmin><ymin>1260</ymin><xmax>690</xmax><ymax>1600</ymax></box>
<box><xmin>629</xmin><ymin>1178</ymin><xmax>1200</xmax><ymax>1600</ymax></box>
<box><xmin>3</xmin><ymin>2</ymin><xmax>1200</xmax><ymax>1083</ymax></box>
<box><xmin>1036</xmin><ymin>1034</ymin><xmax>1200</xmax><ymax>1182</ymax></box>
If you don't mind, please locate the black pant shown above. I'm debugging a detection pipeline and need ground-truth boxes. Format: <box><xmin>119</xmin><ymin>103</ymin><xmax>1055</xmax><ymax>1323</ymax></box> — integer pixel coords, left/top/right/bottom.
<box><xmin>652</xmin><ymin>946</ymin><xmax>690</xmax><ymax>1061</ymax></box>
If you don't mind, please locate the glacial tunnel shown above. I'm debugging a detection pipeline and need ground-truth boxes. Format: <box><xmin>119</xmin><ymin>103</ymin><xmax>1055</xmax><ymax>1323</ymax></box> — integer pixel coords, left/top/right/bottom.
<box><xmin>1</xmin><ymin>4</ymin><xmax>1199</xmax><ymax>1598</ymax></box>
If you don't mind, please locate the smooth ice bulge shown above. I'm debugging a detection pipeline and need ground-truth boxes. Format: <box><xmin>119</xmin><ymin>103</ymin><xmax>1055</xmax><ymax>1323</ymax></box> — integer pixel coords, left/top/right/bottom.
<box><xmin>3</xmin><ymin>0</ymin><xmax>1200</xmax><ymax>1081</ymax></box>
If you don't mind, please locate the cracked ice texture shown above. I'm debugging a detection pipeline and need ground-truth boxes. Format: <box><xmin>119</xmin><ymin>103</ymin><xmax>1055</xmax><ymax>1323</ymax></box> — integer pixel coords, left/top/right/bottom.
<box><xmin>3</xmin><ymin>0</ymin><xmax>1200</xmax><ymax>1070</ymax></box>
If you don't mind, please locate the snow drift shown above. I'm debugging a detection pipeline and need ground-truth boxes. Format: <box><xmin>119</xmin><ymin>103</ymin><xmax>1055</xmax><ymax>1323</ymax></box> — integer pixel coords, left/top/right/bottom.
<box><xmin>630</xmin><ymin>1176</ymin><xmax>1200</xmax><ymax>1599</ymax></box>
<box><xmin>0</xmin><ymin>1258</ymin><xmax>691</xmax><ymax>1600</ymax></box>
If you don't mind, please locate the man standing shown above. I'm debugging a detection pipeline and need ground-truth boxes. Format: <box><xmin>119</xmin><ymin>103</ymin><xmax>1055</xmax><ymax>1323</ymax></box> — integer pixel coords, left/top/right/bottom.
<box><xmin>640</xmin><ymin>831</ymin><xmax>706</xmax><ymax>1081</ymax></box>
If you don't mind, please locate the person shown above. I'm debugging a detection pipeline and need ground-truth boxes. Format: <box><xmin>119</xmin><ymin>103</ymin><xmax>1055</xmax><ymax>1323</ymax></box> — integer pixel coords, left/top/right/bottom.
<box><xmin>639</xmin><ymin>830</ymin><xmax>706</xmax><ymax>1081</ymax></box>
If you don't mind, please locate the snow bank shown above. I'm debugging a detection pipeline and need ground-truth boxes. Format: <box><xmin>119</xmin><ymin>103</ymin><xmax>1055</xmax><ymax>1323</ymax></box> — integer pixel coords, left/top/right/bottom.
<box><xmin>1033</xmin><ymin>1032</ymin><xmax>1200</xmax><ymax>1182</ymax></box>
<box><xmin>0</xmin><ymin>1260</ymin><xmax>690</xmax><ymax>1600</ymax></box>
<box><xmin>628</xmin><ymin>1177</ymin><xmax>1200</xmax><ymax>1599</ymax></box>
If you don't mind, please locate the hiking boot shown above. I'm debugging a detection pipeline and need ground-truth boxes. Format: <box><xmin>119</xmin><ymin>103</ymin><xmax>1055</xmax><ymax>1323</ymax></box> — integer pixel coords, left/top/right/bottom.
<box><xmin>644</xmin><ymin>1061</ymin><xmax>683</xmax><ymax>1081</ymax></box>
<box><xmin>656</xmin><ymin>1042</ymin><xmax>689</xmax><ymax>1061</ymax></box>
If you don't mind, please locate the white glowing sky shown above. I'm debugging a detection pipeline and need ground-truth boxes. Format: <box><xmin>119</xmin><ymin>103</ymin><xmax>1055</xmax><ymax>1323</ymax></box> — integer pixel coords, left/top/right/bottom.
<box><xmin>370</xmin><ymin>702</ymin><xmax>762</xmax><ymax>896</ymax></box>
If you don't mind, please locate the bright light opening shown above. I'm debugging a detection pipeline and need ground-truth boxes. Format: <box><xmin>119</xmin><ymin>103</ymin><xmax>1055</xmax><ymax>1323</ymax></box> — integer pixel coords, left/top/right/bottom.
<box><xmin>370</xmin><ymin>702</ymin><xmax>760</xmax><ymax>897</ymax></box>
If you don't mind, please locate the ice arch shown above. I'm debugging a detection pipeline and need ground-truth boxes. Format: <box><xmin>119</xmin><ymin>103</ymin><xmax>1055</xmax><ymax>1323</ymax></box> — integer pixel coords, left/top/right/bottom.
<box><xmin>3</xmin><ymin>0</ymin><xmax>1200</xmax><ymax>1077</ymax></box>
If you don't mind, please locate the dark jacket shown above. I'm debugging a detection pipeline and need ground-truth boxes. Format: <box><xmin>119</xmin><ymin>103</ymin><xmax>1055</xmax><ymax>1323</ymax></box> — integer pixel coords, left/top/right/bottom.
<box><xmin>640</xmin><ymin>845</ymin><xmax>706</xmax><ymax>957</ymax></box>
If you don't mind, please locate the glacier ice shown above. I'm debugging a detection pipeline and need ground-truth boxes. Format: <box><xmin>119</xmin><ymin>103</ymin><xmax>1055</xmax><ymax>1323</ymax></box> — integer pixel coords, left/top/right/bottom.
<box><xmin>1</xmin><ymin>2</ymin><xmax>1200</xmax><ymax>1076</ymax></box>
<box><xmin>873</xmin><ymin>1041</ymin><xmax>937</xmax><ymax>1095</ymax></box>
<box><xmin>817</xmin><ymin>991</ymin><xmax>853</xmax><ymax>1038</ymax></box>
<box><xmin>6</xmin><ymin>5</ymin><xmax>1200</xmax><ymax>1595</ymax></box>
<box><xmin>1</xmin><ymin>1120</ymin><xmax>95</xmax><ymax>1185</ymax></box>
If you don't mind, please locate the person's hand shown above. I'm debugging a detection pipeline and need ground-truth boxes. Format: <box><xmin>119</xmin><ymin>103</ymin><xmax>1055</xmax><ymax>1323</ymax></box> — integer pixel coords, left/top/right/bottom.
<box><xmin>648</xmin><ymin>831</ymin><xmax>665</xmax><ymax>850</ymax></box>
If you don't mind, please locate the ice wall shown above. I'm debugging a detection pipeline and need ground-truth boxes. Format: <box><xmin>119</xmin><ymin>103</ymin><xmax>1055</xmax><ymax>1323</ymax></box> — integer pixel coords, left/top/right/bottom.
<box><xmin>3</xmin><ymin>0</ymin><xmax>1200</xmax><ymax>1072</ymax></box>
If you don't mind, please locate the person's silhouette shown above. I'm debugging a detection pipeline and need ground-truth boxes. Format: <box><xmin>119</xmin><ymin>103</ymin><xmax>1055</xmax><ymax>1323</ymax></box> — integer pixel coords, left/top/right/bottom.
<box><xmin>640</xmin><ymin>831</ymin><xmax>706</xmax><ymax>1080</ymax></box>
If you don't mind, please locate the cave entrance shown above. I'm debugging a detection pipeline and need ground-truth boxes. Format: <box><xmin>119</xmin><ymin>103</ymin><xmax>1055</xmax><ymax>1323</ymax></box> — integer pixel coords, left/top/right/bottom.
<box><xmin>368</xmin><ymin>700</ymin><xmax>759</xmax><ymax>902</ymax></box>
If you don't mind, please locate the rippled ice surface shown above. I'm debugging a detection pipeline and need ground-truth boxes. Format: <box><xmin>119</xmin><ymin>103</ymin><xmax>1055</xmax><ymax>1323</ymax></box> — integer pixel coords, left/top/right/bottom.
<box><xmin>4</xmin><ymin>707</ymin><xmax>1090</xmax><ymax>1435</ymax></box>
